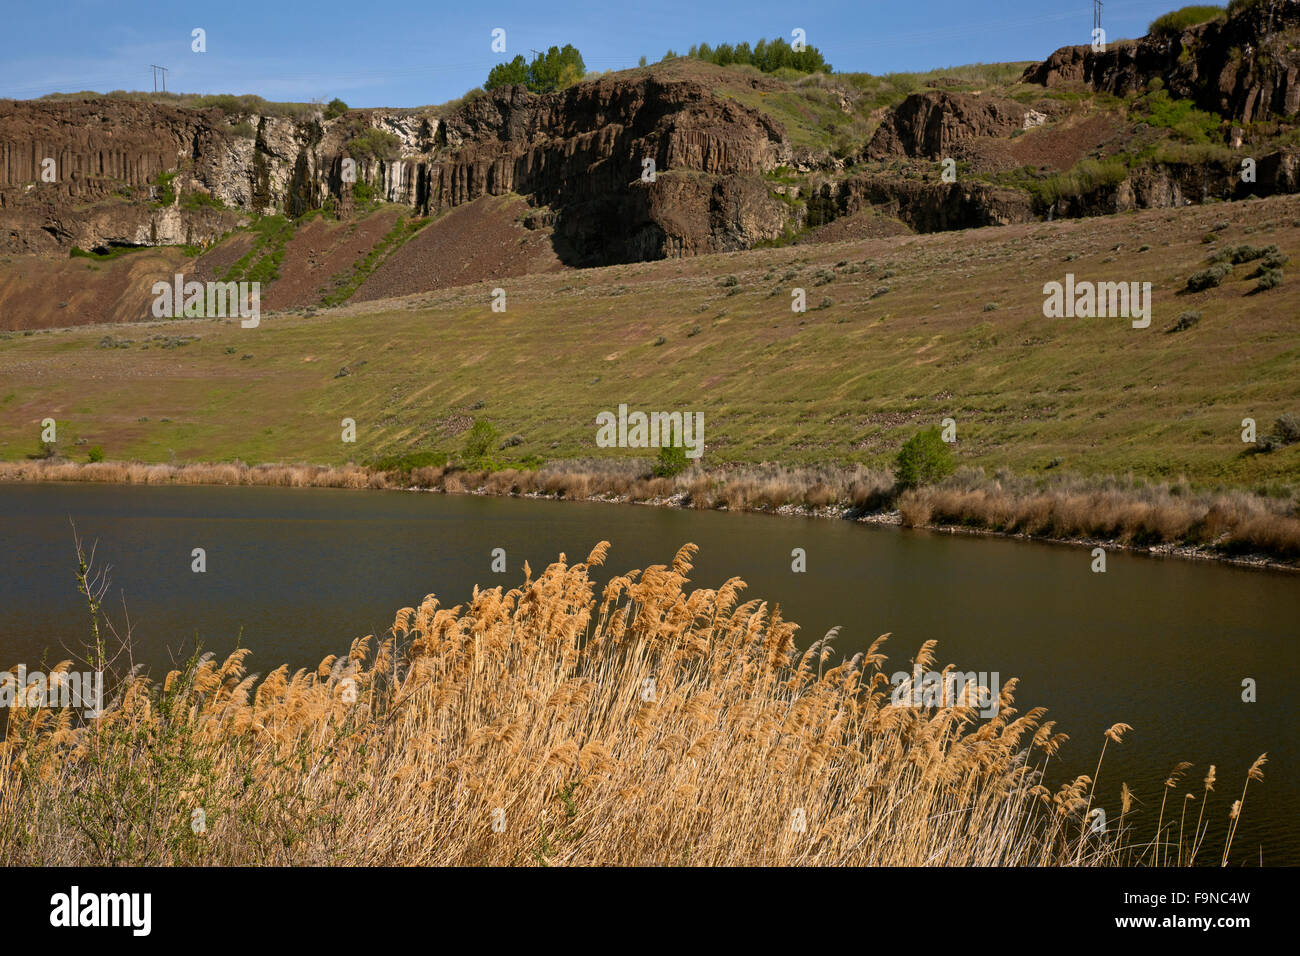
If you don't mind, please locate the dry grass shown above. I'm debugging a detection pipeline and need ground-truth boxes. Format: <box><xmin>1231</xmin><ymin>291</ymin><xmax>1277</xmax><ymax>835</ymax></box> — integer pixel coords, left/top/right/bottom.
<box><xmin>0</xmin><ymin>542</ymin><xmax>1265</xmax><ymax>866</ymax></box>
<box><xmin>0</xmin><ymin>459</ymin><xmax>375</xmax><ymax>489</ymax></box>
<box><xmin>901</xmin><ymin>471</ymin><xmax>1300</xmax><ymax>558</ymax></box>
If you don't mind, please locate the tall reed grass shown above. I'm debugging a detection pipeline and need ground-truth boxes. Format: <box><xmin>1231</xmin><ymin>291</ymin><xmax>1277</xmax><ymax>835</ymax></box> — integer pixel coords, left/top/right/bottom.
<box><xmin>899</xmin><ymin>468</ymin><xmax>1300</xmax><ymax>560</ymax></box>
<box><xmin>0</xmin><ymin>543</ymin><xmax>1264</xmax><ymax>865</ymax></box>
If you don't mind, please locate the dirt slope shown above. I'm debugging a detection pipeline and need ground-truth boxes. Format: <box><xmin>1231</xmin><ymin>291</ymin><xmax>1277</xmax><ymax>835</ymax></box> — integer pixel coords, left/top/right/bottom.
<box><xmin>353</xmin><ymin>195</ymin><xmax>566</xmax><ymax>302</ymax></box>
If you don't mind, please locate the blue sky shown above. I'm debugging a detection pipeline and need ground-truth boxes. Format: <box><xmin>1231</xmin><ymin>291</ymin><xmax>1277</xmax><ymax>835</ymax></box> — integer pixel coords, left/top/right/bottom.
<box><xmin>1</xmin><ymin>0</ymin><xmax>1186</xmax><ymax>106</ymax></box>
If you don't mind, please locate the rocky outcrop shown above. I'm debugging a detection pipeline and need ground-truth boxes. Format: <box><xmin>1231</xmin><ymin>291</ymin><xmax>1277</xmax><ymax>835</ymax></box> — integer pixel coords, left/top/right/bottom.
<box><xmin>809</xmin><ymin>175</ymin><xmax>1035</xmax><ymax>232</ymax></box>
<box><xmin>1023</xmin><ymin>0</ymin><xmax>1300</xmax><ymax>123</ymax></box>
<box><xmin>0</xmin><ymin>65</ymin><xmax>792</xmax><ymax>264</ymax></box>
<box><xmin>0</xmin><ymin>99</ymin><xmax>248</xmax><ymax>254</ymax></box>
<box><xmin>1047</xmin><ymin>147</ymin><xmax>1300</xmax><ymax>216</ymax></box>
<box><xmin>866</xmin><ymin>91</ymin><xmax>1036</xmax><ymax>160</ymax></box>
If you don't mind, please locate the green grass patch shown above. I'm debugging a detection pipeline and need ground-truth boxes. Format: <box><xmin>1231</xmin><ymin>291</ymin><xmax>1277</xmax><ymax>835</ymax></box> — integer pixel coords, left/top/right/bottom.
<box><xmin>1132</xmin><ymin>89</ymin><xmax>1222</xmax><ymax>143</ymax></box>
<box><xmin>365</xmin><ymin>450</ymin><xmax>449</xmax><ymax>474</ymax></box>
<box><xmin>221</xmin><ymin>216</ymin><xmax>295</xmax><ymax>285</ymax></box>
<box><xmin>69</xmin><ymin>245</ymin><xmax>150</xmax><ymax>261</ymax></box>
<box><xmin>181</xmin><ymin>190</ymin><xmax>224</xmax><ymax>211</ymax></box>
<box><xmin>1148</xmin><ymin>5</ymin><xmax>1225</xmax><ymax>35</ymax></box>
<box><xmin>320</xmin><ymin>214</ymin><xmax>428</xmax><ymax>306</ymax></box>
<box><xmin>153</xmin><ymin>170</ymin><xmax>177</xmax><ymax>207</ymax></box>
<box><xmin>1012</xmin><ymin>158</ymin><xmax>1131</xmax><ymax>207</ymax></box>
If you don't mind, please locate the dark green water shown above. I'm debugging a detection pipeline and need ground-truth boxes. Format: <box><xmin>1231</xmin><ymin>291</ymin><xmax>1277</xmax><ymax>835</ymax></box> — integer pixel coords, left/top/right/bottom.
<box><xmin>1</xmin><ymin>482</ymin><xmax>1295</xmax><ymax>863</ymax></box>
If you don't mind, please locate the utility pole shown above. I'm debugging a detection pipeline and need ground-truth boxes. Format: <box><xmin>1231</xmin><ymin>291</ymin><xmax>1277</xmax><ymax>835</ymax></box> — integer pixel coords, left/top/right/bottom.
<box><xmin>1093</xmin><ymin>0</ymin><xmax>1103</xmax><ymax>38</ymax></box>
<box><xmin>150</xmin><ymin>65</ymin><xmax>168</xmax><ymax>93</ymax></box>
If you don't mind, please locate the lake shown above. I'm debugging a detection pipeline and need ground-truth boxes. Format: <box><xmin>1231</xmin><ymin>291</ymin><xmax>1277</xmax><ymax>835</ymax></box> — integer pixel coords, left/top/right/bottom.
<box><xmin>1</xmin><ymin>481</ymin><xmax>1295</xmax><ymax>863</ymax></box>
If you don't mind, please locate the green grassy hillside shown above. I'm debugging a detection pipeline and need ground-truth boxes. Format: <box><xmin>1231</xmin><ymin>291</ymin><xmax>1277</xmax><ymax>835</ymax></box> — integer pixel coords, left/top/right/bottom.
<box><xmin>2</xmin><ymin>194</ymin><xmax>1298</xmax><ymax>492</ymax></box>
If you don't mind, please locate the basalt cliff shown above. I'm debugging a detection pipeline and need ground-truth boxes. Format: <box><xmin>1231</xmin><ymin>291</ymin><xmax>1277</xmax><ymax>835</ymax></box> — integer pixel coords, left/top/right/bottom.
<box><xmin>0</xmin><ymin>66</ymin><xmax>795</xmax><ymax>261</ymax></box>
<box><xmin>1</xmin><ymin>2</ymin><xmax>1299</xmax><ymax>310</ymax></box>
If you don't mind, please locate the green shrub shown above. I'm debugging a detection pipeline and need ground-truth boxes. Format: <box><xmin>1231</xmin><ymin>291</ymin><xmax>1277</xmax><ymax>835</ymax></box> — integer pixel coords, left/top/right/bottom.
<box><xmin>1254</xmin><ymin>267</ymin><xmax>1283</xmax><ymax>291</ymax></box>
<box><xmin>346</xmin><ymin>128</ymin><xmax>401</xmax><ymax>161</ymax></box>
<box><xmin>1167</xmin><ymin>310</ymin><xmax>1201</xmax><ymax>333</ymax></box>
<box><xmin>652</xmin><ymin>443</ymin><xmax>689</xmax><ymax>478</ymax></box>
<box><xmin>1211</xmin><ymin>243</ymin><xmax>1275</xmax><ymax>264</ymax></box>
<box><xmin>1186</xmin><ymin>262</ymin><xmax>1232</xmax><ymax>291</ymax></box>
<box><xmin>894</xmin><ymin>428</ymin><xmax>956</xmax><ymax>489</ymax></box>
<box><xmin>325</xmin><ymin>98</ymin><xmax>349</xmax><ymax>119</ymax></box>
<box><xmin>1273</xmin><ymin>413</ymin><xmax>1300</xmax><ymax>446</ymax></box>
<box><xmin>462</xmin><ymin>420</ymin><xmax>500</xmax><ymax>465</ymax></box>
<box><xmin>87</xmin><ymin>446</ymin><xmax>104</xmax><ymax>463</ymax></box>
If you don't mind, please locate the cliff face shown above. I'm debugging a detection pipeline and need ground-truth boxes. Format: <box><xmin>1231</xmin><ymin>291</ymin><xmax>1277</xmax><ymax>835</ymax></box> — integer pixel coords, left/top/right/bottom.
<box><xmin>866</xmin><ymin>91</ymin><xmax>1042</xmax><ymax>161</ymax></box>
<box><xmin>4</xmin><ymin>5</ymin><xmax>1300</xmax><ymax>272</ymax></box>
<box><xmin>1023</xmin><ymin>0</ymin><xmax>1300</xmax><ymax>123</ymax></box>
<box><xmin>0</xmin><ymin>100</ymin><xmax>247</xmax><ymax>253</ymax></box>
<box><xmin>0</xmin><ymin>66</ymin><xmax>792</xmax><ymax>263</ymax></box>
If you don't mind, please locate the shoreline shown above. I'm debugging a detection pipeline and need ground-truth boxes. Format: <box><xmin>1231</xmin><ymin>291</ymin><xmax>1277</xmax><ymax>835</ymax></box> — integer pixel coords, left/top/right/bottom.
<box><xmin>3</xmin><ymin>457</ymin><xmax>1297</xmax><ymax>574</ymax></box>
<box><xmin>503</xmin><ymin>487</ymin><xmax>1300</xmax><ymax>574</ymax></box>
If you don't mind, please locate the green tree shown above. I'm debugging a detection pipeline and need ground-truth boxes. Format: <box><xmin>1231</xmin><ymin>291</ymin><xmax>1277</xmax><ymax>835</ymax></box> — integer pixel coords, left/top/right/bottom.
<box><xmin>528</xmin><ymin>44</ymin><xmax>586</xmax><ymax>93</ymax></box>
<box><xmin>486</xmin><ymin>46</ymin><xmax>586</xmax><ymax>94</ymax></box>
<box><xmin>652</xmin><ymin>443</ymin><xmax>689</xmax><ymax>478</ymax></box>
<box><xmin>894</xmin><ymin>428</ymin><xmax>956</xmax><ymax>489</ymax></box>
<box><xmin>325</xmin><ymin>98</ymin><xmax>349</xmax><ymax>119</ymax></box>
<box><xmin>462</xmin><ymin>419</ymin><xmax>500</xmax><ymax>465</ymax></box>
<box><xmin>688</xmin><ymin>36</ymin><xmax>831</xmax><ymax>74</ymax></box>
<box><xmin>486</xmin><ymin>55</ymin><xmax>529</xmax><ymax>90</ymax></box>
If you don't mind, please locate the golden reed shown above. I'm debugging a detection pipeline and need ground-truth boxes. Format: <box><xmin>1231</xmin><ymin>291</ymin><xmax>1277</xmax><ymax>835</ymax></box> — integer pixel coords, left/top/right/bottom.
<box><xmin>0</xmin><ymin>543</ymin><xmax>1264</xmax><ymax>865</ymax></box>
